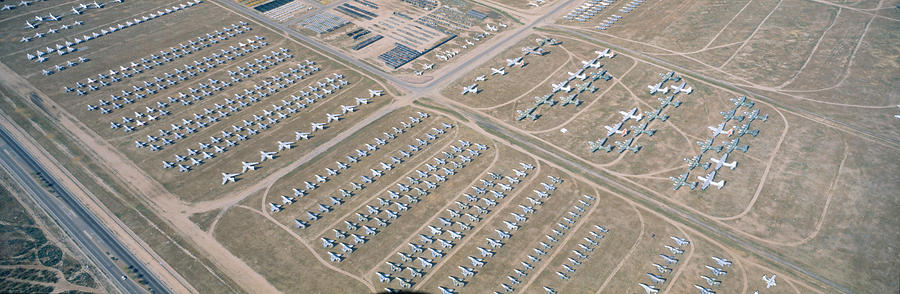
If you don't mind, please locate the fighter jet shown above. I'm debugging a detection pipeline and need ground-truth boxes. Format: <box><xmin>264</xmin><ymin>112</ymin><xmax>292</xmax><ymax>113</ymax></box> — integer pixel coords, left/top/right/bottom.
<box><xmin>647</xmin><ymin>273</ymin><xmax>667</xmax><ymax>284</ymax></box>
<box><xmin>659</xmin><ymin>254</ymin><xmax>678</xmax><ymax>264</ymax></box>
<box><xmin>639</xmin><ymin>283</ymin><xmax>660</xmax><ymax>294</ymax></box>
<box><xmin>706</xmin><ymin>265</ymin><xmax>727</xmax><ymax>277</ymax></box>
<box><xmin>762</xmin><ymin>274</ymin><xmax>777</xmax><ymax>288</ymax></box>
<box><xmin>671</xmin><ymin>236</ymin><xmax>691</xmax><ymax>247</ymax></box>
<box><xmin>711</xmin><ymin>256</ymin><xmax>732</xmax><ymax>267</ymax></box>
<box><xmin>652</xmin><ymin>263</ymin><xmax>671</xmax><ymax>274</ymax></box>
<box><xmin>438</xmin><ymin>286</ymin><xmax>456</xmax><ymax>294</ymax></box>
<box><xmin>665</xmin><ymin>245</ymin><xmax>685</xmax><ymax>255</ymax></box>
<box><xmin>328</xmin><ymin>252</ymin><xmax>343</xmax><ymax>262</ymax></box>
<box><xmin>694</xmin><ymin>284</ymin><xmax>716</xmax><ymax>294</ymax></box>
<box><xmin>269</xmin><ymin>203</ymin><xmax>283</xmax><ymax>212</ymax></box>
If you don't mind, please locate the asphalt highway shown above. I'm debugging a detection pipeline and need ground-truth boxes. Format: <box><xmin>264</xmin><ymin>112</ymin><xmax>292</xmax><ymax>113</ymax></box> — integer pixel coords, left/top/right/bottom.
<box><xmin>0</xmin><ymin>127</ymin><xmax>170</xmax><ymax>294</ymax></box>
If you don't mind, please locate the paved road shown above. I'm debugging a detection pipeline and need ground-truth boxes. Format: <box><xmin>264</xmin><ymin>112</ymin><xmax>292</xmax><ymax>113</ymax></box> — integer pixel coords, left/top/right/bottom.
<box><xmin>0</xmin><ymin>127</ymin><xmax>171</xmax><ymax>294</ymax></box>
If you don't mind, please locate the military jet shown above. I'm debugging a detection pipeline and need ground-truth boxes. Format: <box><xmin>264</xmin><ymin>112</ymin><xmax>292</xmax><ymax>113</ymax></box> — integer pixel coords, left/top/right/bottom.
<box><xmin>659</xmin><ymin>254</ymin><xmax>678</xmax><ymax>264</ymax></box>
<box><xmin>619</xmin><ymin>107</ymin><xmax>643</xmax><ymax>122</ymax></box>
<box><xmin>615</xmin><ymin>138</ymin><xmax>641</xmax><ymax>153</ymax></box>
<box><xmin>744</xmin><ymin>108</ymin><xmax>767</xmax><ymax>122</ymax></box>
<box><xmin>671</xmin><ymin>236</ymin><xmax>691</xmax><ymax>247</ymax></box>
<box><xmin>707</xmin><ymin>152</ymin><xmax>737</xmax><ymax>170</ymax></box>
<box><xmin>221</xmin><ymin>172</ymin><xmax>240</xmax><ymax>185</ymax></box>
<box><xmin>762</xmin><ymin>274</ymin><xmax>777</xmax><ymax>288</ymax></box>
<box><xmin>694</xmin><ymin>284</ymin><xmax>716</xmax><ymax>294</ymax></box>
<box><xmin>708</xmin><ymin>122</ymin><xmax>734</xmax><ymax>138</ymax></box>
<box><xmin>670</xmin><ymin>172</ymin><xmax>697</xmax><ymax>190</ymax></box>
<box><xmin>711</xmin><ymin>256</ymin><xmax>732</xmax><ymax>267</ymax></box>
<box><xmin>731</xmin><ymin>96</ymin><xmax>754</xmax><ymax>109</ymax></box>
<box><xmin>647</xmin><ymin>272</ymin><xmax>667</xmax><ymax>284</ymax></box>
<box><xmin>639</xmin><ymin>283</ymin><xmax>660</xmax><ymax>294</ymax></box>
<box><xmin>461</xmin><ymin>84</ymin><xmax>479</xmax><ymax>95</ymax></box>
<box><xmin>669</xmin><ymin>81</ymin><xmax>692</xmax><ymax>94</ymax></box>
<box><xmin>658</xmin><ymin>95</ymin><xmax>682</xmax><ymax>108</ymax></box>
<box><xmin>648</xmin><ymin>82</ymin><xmax>669</xmax><ymax>95</ymax></box>
<box><xmin>697</xmin><ymin>170</ymin><xmax>724</xmax><ymax>190</ymax></box>
<box><xmin>605</xmin><ymin>122</ymin><xmax>628</xmax><ymax>136</ymax></box>
<box><xmin>706</xmin><ymin>265</ymin><xmax>727</xmax><ymax>277</ymax></box>
<box><xmin>721</xmin><ymin>108</ymin><xmax>745</xmax><ymax>122</ymax></box>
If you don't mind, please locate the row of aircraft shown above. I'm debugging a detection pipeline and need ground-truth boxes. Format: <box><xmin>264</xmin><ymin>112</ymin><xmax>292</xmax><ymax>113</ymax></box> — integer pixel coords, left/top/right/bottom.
<box><xmin>671</xmin><ymin>96</ymin><xmax>766</xmax><ymax>191</ymax></box>
<box><xmin>161</xmin><ymin>80</ymin><xmax>373</xmax><ymax>175</ymax></box>
<box><xmin>638</xmin><ymin>236</ymin><xmax>692</xmax><ymax>294</ymax></box>
<box><xmin>462</xmin><ymin>38</ymin><xmax>559</xmax><ymax>97</ymax></box>
<box><xmin>330</xmin><ymin>139</ymin><xmax>488</xmax><ymax>273</ymax></box>
<box><xmin>501</xmin><ymin>193</ymin><xmax>600</xmax><ymax>293</ymax></box>
<box><xmin>41</xmin><ymin>56</ymin><xmax>88</xmax><ymax>76</ymax></box>
<box><xmin>114</xmin><ymin>62</ymin><xmax>326</xmax><ymax>136</ymax></box>
<box><xmin>547</xmin><ymin>200</ymin><xmax>606</xmax><ymax>284</ymax></box>
<box><xmin>588</xmin><ymin>106</ymin><xmax>646</xmax><ymax>153</ymax></box>
<box><xmin>283</xmin><ymin>114</ymin><xmax>441</xmax><ymax>230</ymax></box>
<box><xmin>380</xmin><ymin>164</ymin><xmax>534</xmax><ymax>293</ymax></box>
<box><xmin>75</xmin><ymin>32</ymin><xmax>265</xmax><ymax>101</ymax></box>
<box><xmin>21</xmin><ymin>19</ymin><xmax>82</xmax><ymax>43</ymax></box>
<box><xmin>516</xmin><ymin>48</ymin><xmax>614</xmax><ymax>121</ymax></box>
<box><xmin>72</xmin><ymin>21</ymin><xmax>250</xmax><ymax>90</ymax></box>
<box><xmin>124</xmin><ymin>65</ymin><xmax>325</xmax><ymax>142</ymax></box>
<box><xmin>26</xmin><ymin>1</ymin><xmax>201</xmax><ymax>66</ymax></box>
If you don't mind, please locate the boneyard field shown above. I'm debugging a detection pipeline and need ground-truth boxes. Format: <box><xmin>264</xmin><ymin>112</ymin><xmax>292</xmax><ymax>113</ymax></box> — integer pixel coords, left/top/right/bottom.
<box><xmin>0</xmin><ymin>0</ymin><xmax>895</xmax><ymax>293</ymax></box>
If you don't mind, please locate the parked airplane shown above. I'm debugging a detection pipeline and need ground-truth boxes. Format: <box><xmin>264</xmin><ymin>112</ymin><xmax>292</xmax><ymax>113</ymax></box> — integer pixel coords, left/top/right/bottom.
<box><xmin>762</xmin><ymin>274</ymin><xmax>777</xmax><ymax>288</ymax></box>
<box><xmin>461</xmin><ymin>84</ymin><xmax>479</xmax><ymax>95</ymax></box>
<box><xmin>647</xmin><ymin>273</ymin><xmax>666</xmax><ymax>284</ymax></box>
<box><xmin>221</xmin><ymin>173</ymin><xmax>240</xmax><ymax>185</ymax></box>
<box><xmin>619</xmin><ymin>107</ymin><xmax>643</xmax><ymax>121</ymax></box>
<box><xmin>669</xmin><ymin>172</ymin><xmax>696</xmax><ymax>190</ymax></box>
<box><xmin>670</xmin><ymin>81</ymin><xmax>692</xmax><ymax>94</ymax></box>
<box><xmin>706</xmin><ymin>265</ymin><xmax>727</xmax><ymax>277</ymax></box>
<box><xmin>659</xmin><ymin>254</ymin><xmax>678</xmax><ymax>264</ymax></box>
<box><xmin>260</xmin><ymin>150</ymin><xmax>277</xmax><ymax>161</ymax></box>
<box><xmin>671</xmin><ymin>236</ymin><xmax>691</xmax><ymax>247</ymax></box>
<box><xmin>708</xmin><ymin>122</ymin><xmax>734</xmax><ymax>138</ymax></box>
<box><xmin>639</xmin><ymin>283</ymin><xmax>660</xmax><ymax>294</ymax></box>
<box><xmin>491</xmin><ymin>67</ymin><xmax>506</xmax><ymax>75</ymax></box>
<box><xmin>707</xmin><ymin>152</ymin><xmax>737</xmax><ymax>170</ymax></box>
<box><xmin>648</xmin><ymin>82</ymin><xmax>669</xmax><ymax>95</ymax></box>
<box><xmin>697</xmin><ymin>170</ymin><xmax>725</xmax><ymax>190</ymax></box>
<box><xmin>694</xmin><ymin>284</ymin><xmax>716</xmax><ymax>294</ymax></box>
<box><xmin>605</xmin><ymin>122</ymin><xmax>628</xmax><ymax>136</ymax></box>
<box><xmin>711</xmin><ymin>256</ymin><xmax>732</xmax><ymax>267</ymax></box>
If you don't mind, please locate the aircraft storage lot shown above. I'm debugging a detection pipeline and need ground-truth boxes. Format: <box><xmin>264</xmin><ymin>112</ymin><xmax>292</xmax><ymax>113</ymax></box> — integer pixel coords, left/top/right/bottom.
<box><xmin>0</xmin><ymin>0</ymin><xmax>895</xmax><ymax>293</ymax></box>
